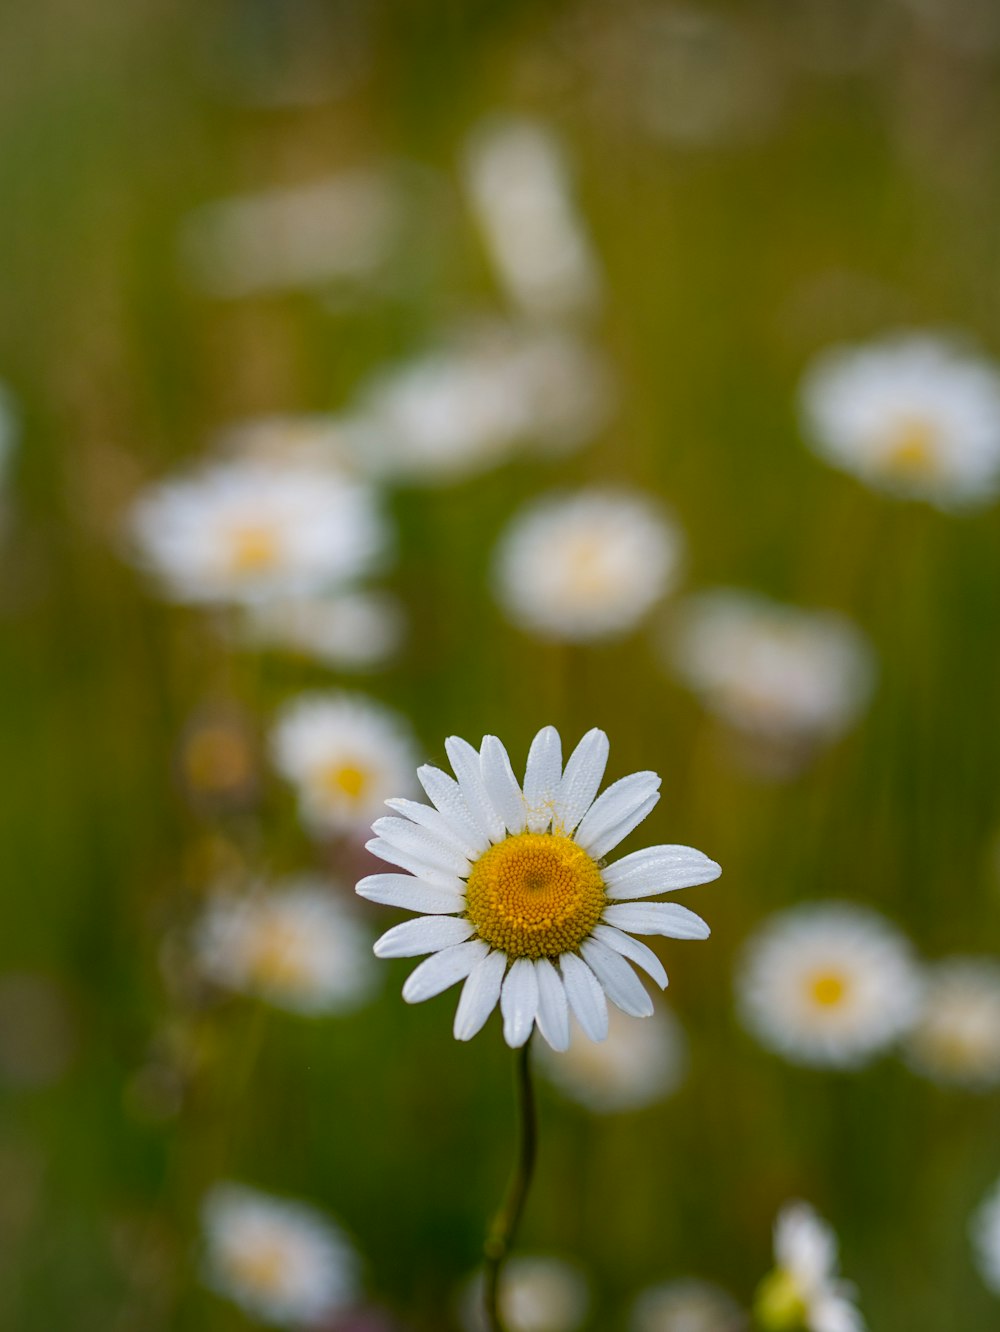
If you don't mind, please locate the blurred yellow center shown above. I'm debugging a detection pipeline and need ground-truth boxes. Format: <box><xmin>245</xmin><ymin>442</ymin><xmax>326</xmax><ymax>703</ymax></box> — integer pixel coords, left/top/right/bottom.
<box><xmin>565</xmin><ymin>537</ymin><xmax>615</xmax><ymax>599</ymax></box>
<box><xmin>248</xmin><ymin>921</ymin><xmax>309</xmax><ymax>989</ymax></box>
<box><xmin>809</xmin><ymin>971</ymin><xmax>847</xmax><ymax>1007</ymax></box>
<box><xmin>183</xmin><ymin>725</ymin><xmax>253</xmax><ymax>794</ymax></box>
<box><xmin>318</xmin><ymin>762</ymin><xmax>369</xmax><ymax>801</ymax></box>
<box><xmin>464</xmin><ymin>832</ymin><xmax>606</xmax><ymax>960</ymax></box>
<box><xmin>229</xmin><ymin>525</ymin><xmax>280</xmax><ymax>572</ymax></box>
<box><xmin>226</xmin><ymin>1241</ymin><xmax>288</xmax><ymax>1294</ymax></box>
<box><xmin>884</xmin><ymin>417</ymin><xmax>938</xmax><ymax>477</ymax></box>
<box><xmin>754</xmin><ymin>1269</ymin><xmax>808</xmax><ymax>1330</ymax></box>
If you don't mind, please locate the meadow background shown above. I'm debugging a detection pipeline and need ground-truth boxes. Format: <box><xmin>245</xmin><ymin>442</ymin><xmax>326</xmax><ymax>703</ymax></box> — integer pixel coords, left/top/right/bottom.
<box><xmin>2</xmin><ymin>0</ymin><xmax>1000</xmax><ymax>1328</ymax></box>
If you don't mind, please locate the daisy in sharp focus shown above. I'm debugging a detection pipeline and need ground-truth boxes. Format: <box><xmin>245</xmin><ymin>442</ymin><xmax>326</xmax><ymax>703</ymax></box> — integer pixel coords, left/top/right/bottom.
<box><xmin>736</xmin><ymin>903</ymin><xmax>921</xmax><ymax>1069</ymax></box>
<box><xmin>755</xmin><ymin>1203</ymin><xmax>865</xmax><ymax>1332</ymax></box>
<box><xmin>905</xmin><ymin>957</ymin><xmax>1000</xmax><ymax>1089</ymax></box>
<box><xmin>972</xmin><ymin>1175</ymin><xmax>1000</xmax><ymax>1297</ymax></box>
<box><xmin>128</xmin><ymin>459</ymin><xmax>386</xmax><ymax>606</ymax></box>
<box><xmin>799</xmin><ymin>332</ymin><xmax>1000</xmax><ymax>507</ymax></box>
<box><xmin>201</xmin><ymin>1182</ymin><xmax>360</xmax><ymax>1327</ymax></box>
<box><xmin>494</xmin><ymin>491</ymin><xmax>683</xmax><ymax>642</ymax></box>
<box><xmin>357</xmin><ymin>725</ymin><xmax>719</xmax><ymax>1050</ymax></box>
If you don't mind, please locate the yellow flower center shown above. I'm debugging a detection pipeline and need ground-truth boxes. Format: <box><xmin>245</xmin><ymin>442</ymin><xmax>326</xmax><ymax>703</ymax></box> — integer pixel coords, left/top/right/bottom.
<box><xmin>808</xmin><ymin>970</ymin><xmax>848</xmax><ymax>1008</ymax></box>
<box><xmin>883</xmin><ymin>416</ymin><xmax>939</xmax><ymax>477</ymax></box>
<box><xmin>564</xmin><ymin>535</ymin><xmax>616</xmax><ymax>600</ymax></box>
<box><xmin>229</xmin><ymin>524</ymin><xmax>280</xmax><ymax>573</ymax></box>
<box><xmin>464</xmin><ymin>832</ymin><xmax>606</xmax><ymax>960</ymax></box>
<box><xmin>225</xmin><ymin>1240</ymin><xmax>288</xmax><ymax>1295</ymax></box>
<box><xmin>754</xmin><ymin>1269</ymin><xmax>808</xmax><ymax>1330</ymax></box>
<box><xmin>318</xmin><ymin>762</ymin><xmax>369</xmax><ymax>801</ymax></box>
<box><xmin>247</xmin><ymin>919</ymin><xmax>310</xmax><ymax>990</ymax></box>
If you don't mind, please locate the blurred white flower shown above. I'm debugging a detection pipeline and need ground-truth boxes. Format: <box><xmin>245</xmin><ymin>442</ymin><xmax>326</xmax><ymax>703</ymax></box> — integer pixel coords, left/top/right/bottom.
<box><xmin>905</xmin><ymin>957</ymin><xmax>1000</xmax><ymax>1089</ymax></box>
<box><xmin>538</xmin><ymin>1004</ymin><xmax>686</xmax><ymax>1112</ymax></box>
<box><xmin>195</xmin><ymin>879</ymin><xmax>377</xmax><ymax>1015</ymax></box>
<box><xmin>128</xmin><ymin>460</ymin><xmax>386</xmax><ymax>606</ymax></box>
<box><xmin>736</xmin><ymin>903</ymin><xmax>921</xmax><ymax>1069</ymax></box>
<box><xmin>462</xmin><ymin>1255</ymin><xmax>589</xmax><ymax>1332</ymax></box>
<box><xmin>179</xmin><ymin>168</ymin><xmax>401</xmax><ymax>298</ymax></box>
<box><xmin>358</xmin><ymin>725</ymin><xmax>719</xmax><ymax>1051</ymax></box>
<box><xmin>272</xmin><ymin>692</ymin><xmax>418</xmax><ymax>836</ymax></box>
<box><xmin>631</xmin><ymin>1278</ymin><xmax>747</xmax><ymax>1332</ymax></box>
<box><xmin>799</xmin><ymin>333</ymin><xmax>1000</xmax><ymax>507</ymax></box>
<box><xmin>245</xmin><ymin>590</ymin><xmax>403</xmax><ymax>670</ymax></box>
<box><xmin>668</xmin><ymin>591</ymin><xmax>874</xmax><ymax>756</ymax></box>
<box><xmin>494</xmin><ymin>490</ymin><xmax>682</xmax><ymax>641</ymax></box>
<box><xmin>348</xmin><ymin>324</ymin><xmax>612</xmax><ymax>483</ymax></box>
<box><xmin>212</xmin><ymin>413</ymin><xmax>360</xmax><ymax>476</ymax></box>
<box><xmin>972</xmin><ymin>1175</ymin><xmax>1000</xmax><ymax>1296</ymax></box>
<box><xmin>202</xmin><ymin>1182</ymin><xmax>359</xmax><ymax>1326</ymax></box>
<box><xmin>462</xmin><ymin>117</ymin><xmax>600</xmax><ymax>321</ymax></box>
<box><xmin>756</xmin><ymin>1202</ymin><xmax>865</xmax><ymax>1332</ymax></box>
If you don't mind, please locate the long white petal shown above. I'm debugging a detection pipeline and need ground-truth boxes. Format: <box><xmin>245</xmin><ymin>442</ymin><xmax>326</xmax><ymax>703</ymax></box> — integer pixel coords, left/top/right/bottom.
<box><xmin>374</xmin><ymin>915</ymin><xmax>474</xmax><ymax>958</ymax></box>
<box><xmin>583</xmin><ymin>791</ymin><xmax>661</xmax><ymax>861</ymax></box>
<box><xmin>533</xmin><ymin>958</ymin><xmax>570</xmax><ymax>1052</ymax></box>
<box><xmin>479</xmin><ymin>736</ymin><xmax>527</xmax><ymax>835</ymax></box>
<box><xmin>454</xmin><ymin>950</ymin><xmax>507</xmax><ymax>1041</ymax></box>
<box><xmin>573</xmin><ymin>771</ymin><xmax>661</xmax><ymax>855</ymax></box>
<box><xmin>602</xmin><ymin>902</ymin><xmax>711</xmax><ymax>940</ymax></box>
<box><xmin>445</xmin><ymin>736</ymin><xmax>505</xmax><ymax>844</ymax></box>
<box><xmin>580</xmin><ymin>937</ymin><xmax>654</xmax><ymax>1017</ymax></box>
<box><xmin>356</xmin><ymin>873</ymin><xmax>466</xmax><ymax>914</ymax></box>
<box><xmin>501</xmin><ymin>957</ymin><xmax>539</xmax><ymax>1048</ymax></box>
<box><xmin>559</xmin><ymin>953</ymin><xmax>608</xmax><ymax>1042</ymax></box>
<box><xmin>591</xmin><ymin>923</ymin><xmax>668</xmax><ymax>989</ymax></box>
<box><xmin>523</xmin><ymin>726</ymin><xmax>563</xmax><ymax>833</ymax></box>
<box><xmin>553</xmin><ymin>728</ymin><xmax>609</xmax><ymax>833</ymax></box>
<box><xmin>603</xmin><ymin>845</ymin><xmax>722</xmax><ymax>898</ymax></box>
<box><xmin>416</xmin><ymin>764</ymin><xmax>491</xmax><ymax>853</ymax></box>
<box><xmin>365</xmin><ymin>838</ymin><xmax>466</xmax><ymax>891</ymax></box>
<box><xmin>402</xmin><ymin>941</ymin><xmax>488</xmax><ymax>1003</ymax></box>
<box><xmin>385</xmin><ymin>797</ymin><xmax>483</xmax><ymax>861</ymax></box>
<box><xmin>370</xmin><ymin>816</ymin><xmax>471</xmax><ymax>877</ymax></box>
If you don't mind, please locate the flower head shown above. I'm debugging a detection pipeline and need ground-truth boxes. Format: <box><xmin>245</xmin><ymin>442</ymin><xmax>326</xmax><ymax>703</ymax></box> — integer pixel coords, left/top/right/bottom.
<box><xmin>201</xmin><ymin>1182</ymin><xmax>359</xmax><ymax>1327</ymax></box>
<box><xmin>539</xmin><ymin>1004</ymin><xmax>686</xmax><ymax>1112</ymax></box>
<box><xmin>631</xmin><ymin>1278</ymin><xmax>747</xmax><ymax>1332</ymax></box>
<box><xmin>357</xmin><ymin>726</ymin><xmax>719</xmax><ymax>1050</ymax></box>
<box><xmin>461</xmin><ymin>1254</ymin><xmax>589</xmax><ymax>1332</ymax></box>
<box><xmin>494</xmin><ymin>491</ymin><xmax>683</xmax><ymax>642</ymax></box>
<box><xmin>972</xmin><ymin>1175</ymin><xmax>1000</xmax><ymax>1296</ymax></box>
<box><xmin>245</xmin><ymin>590</ymin><xmax>403</xmax><ymax>670</ymax></box>
<box><xmin>736</xmin><ymin>903</ymin><xmax>921</xmax><ymax>1068</ymax></box>
<box><xmin>799</xmin><ymin>332</ymin><xmax>1000</xmax><ymax>507</ymax></box>
<box><xmin>905</xmin><ymin>957</ymin><xmax>1000</xmax><ymax>1089</ymax></box>
<box><xmin>755</xmin><ymin>1203</ymin><xmax>865</xmax><ymax>1332</ymax></box>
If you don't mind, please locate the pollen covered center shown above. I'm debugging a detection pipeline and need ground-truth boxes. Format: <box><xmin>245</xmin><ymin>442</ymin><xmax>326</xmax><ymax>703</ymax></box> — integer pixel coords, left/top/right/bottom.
<box><xmin>464</xmin><ymin>832</ymin><xmax>606</xmax><ymax>960</ymax></box>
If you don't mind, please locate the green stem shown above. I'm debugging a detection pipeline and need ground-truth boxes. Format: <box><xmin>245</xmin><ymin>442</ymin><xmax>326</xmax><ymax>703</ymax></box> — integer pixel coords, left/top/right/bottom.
<box><xmin>482</xmin><ymin>1038</ymin><xmax>538</xmax><ymax>1332</ymax></box>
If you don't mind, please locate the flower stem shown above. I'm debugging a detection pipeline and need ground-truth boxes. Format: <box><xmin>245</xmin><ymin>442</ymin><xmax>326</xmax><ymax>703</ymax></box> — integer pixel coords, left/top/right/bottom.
<box><xmin>482</xmin><ymin>1038</ymin><xmax>538</xmax><ymax>1332</ymax></box>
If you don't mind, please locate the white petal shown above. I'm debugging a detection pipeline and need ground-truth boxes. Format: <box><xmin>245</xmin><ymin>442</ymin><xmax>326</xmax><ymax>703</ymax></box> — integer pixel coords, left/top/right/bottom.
<box><xmin>365</xmin><ymin>838</ymin><xmax>466</xmax><ymax>891</ymax></box>
<box><xmin>479</xmin><ymin>736</ymin><xmax>527</xmax><ymax>835</ymax></box>
<box><xmin>416</xmin><ymin>764</ymin><xmax>491</xmax><ymax>853</ymax></box>
<box><xmin>580</xmin><ymin>937</ymin><xmax>654</xmax><ymax>1017</ymax></box>
<box><xmin>523</xmin><ymin>726</ymin><xmax>563</xmax><ymax>833</ymax></box>
<box><xmin>603</xmin><ymin>845</ymin><xmax>722</xmax><ymax>898</ymax></box>
<box><xmin>402</xmin><ymin>940</ymin><xmax>488</xmax><ymax>1003</ymax></box>
<box><xmin>573</xmin><ymin>771</ymin><xmax>661</xmax><ymax>856</ymax></box>
<box><xmin>373</xmin><ymin>915</ymin><xmax>474</xmax><ymax>958</ymax></box>
<box><xmin>533</xmin><ymin>959</ymin><xmax>570</xmax><ymax>1052</ymax></box>
<box><xmin>553</xmin><ymin>728</ymin><xmax>609</xmax><ymax>833</ymax></box>
<box><xmin>559</xmin><ymin>952</ymin><xmax>608</xmax><ymax>1042</ymax></box>
<box><xmin>370</xmin><ymin>815</ymin><xmax>471</xmax><ymax>877</ymax></box>
<box><xmin>584</xmin><ymin>791</ymin><xmax>661</xmax><ymax>860</ymax></box>
<box><xmin>602</xmin><ymin>902</ymin><xmax>711</xmax><ymax>940</ymax></box>
<box><xmin>501</xmin><ymin>957</ymin><xmax>539</xmax><ymax>1048</ymax></box>
<box><xmin>385</xmin><ymin>797</ymin><xmax>483</xmax><ymax>861</ymax></box>
<box><xmin>445</xmin><ymin>736</ymin><xmax>506</xmax><ymax>844</ymax></box>
<box><xmin>591</xmin><ymin>923</ymin><xmax>668</xmax><ymax>989</ymax></box>
<box><xmin>454</xmin><ymin>950</ymin><xmax>507</xmax><ymax>1041</ymax></box>
<box><xmin>356</xmin><ymin>873</ymin><xmax>466</xmax><ymax>914</ymax></box>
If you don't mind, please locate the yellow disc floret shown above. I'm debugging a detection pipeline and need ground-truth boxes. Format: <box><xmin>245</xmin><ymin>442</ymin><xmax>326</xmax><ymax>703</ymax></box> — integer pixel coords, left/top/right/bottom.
<box><xmin>464</xmin><ymin>832</ymin><xmax>606</xmax><ymax>960</ymax></box>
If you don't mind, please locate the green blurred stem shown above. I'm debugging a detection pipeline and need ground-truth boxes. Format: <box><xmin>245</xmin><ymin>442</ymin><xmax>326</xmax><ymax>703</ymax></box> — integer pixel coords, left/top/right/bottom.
<box><xmin>482</xmin><ymin>1038</ymin><xmax>537</xmax><ymax>1332</ymax></box>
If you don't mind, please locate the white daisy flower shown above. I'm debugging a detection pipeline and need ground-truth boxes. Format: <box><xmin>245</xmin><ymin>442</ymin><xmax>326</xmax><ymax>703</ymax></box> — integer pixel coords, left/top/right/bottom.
<box><xmin>212</xmin><ymin>413</ymin><xmax>360</xmax><ymax>476</ymax></box>
<box><xmin>756</xmin><ymin>1203</ymin><xmax>865</xmax><ymax>1332</ymax></box>
<box><xmin>972</xmin><ymin>1175</ymin><xmax>1000</xmax><ymax>1296</ymax></box>
<box><xmin>272</xmin><ymin>692</ymin><xmax>418</xmax><ymax>837</ymax></box>
<box><xmin>668</xmin><ymin>591</ymin><xmax>874</xmax><ymax>753</ymax></box>
<box><xmin>494</xmin><ymin>490</ymin><xmax>683</xmax><ymax>642</ymax></box>
<box><xmin>538</xmin><ymin>1004</ymin><xmax>686</xmax><ymax>1113</ymax></box>
<box><xmin>905</xmin><ymin>957</ymin><xmax>1000</xmax><ymax>1089</ymax></box>
<box><xmin>128</xmin><ymin>460</ymin><xmax>386</xmax><ymax>606</ymax></box>
<box><xmin>201</xmin><ymin>1182</ymin><xmax>359</xmax><ymax>1327</ymax></box>
<box><xmin>461</xmin><ymin>1254</ymin><xmax>589</xmax><ymax>1332</ymax></box>
<box><xmin>631</xmin><ymin>1278</ymin><xmax>747</xmax><ymax>1332</ymax></box>
<box><xmin>462</xmin><ymin>117</ymin><xmax>601</xmax><ymax>321</ymax></box>
<box><xmin>736</xmin><ymin>903</ymin><xmax>921</xmax><ymax>1069</ymax></box>
<box><xmin>195</xmin><ymin>878</ymin><xmax>377</xmax><ymax>1015</ymax></box>
<box><xmin>799</xmin><ymin>332</ymin><xmax>1000</xmax><ymax>507</ymax></box>
<box><xmin>357</xmin><ymin>725</ymin><xmax>719</xmax><ymax>1050</ymax></box>
<box><xmin>245</xmin><ymin>590</ymin><xmax>403</xmax><ymax>670</ymax></box>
